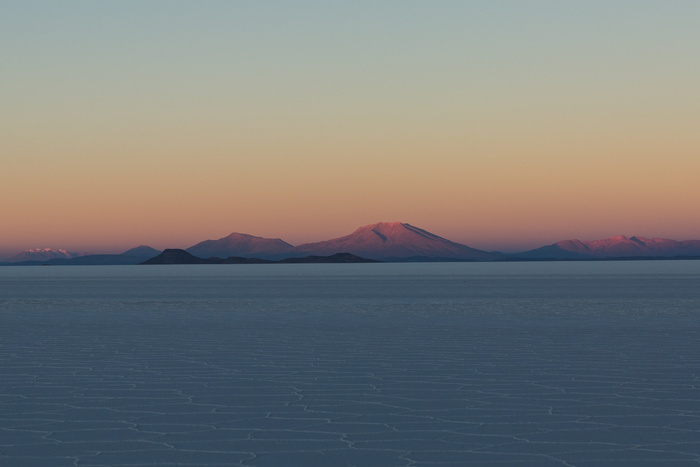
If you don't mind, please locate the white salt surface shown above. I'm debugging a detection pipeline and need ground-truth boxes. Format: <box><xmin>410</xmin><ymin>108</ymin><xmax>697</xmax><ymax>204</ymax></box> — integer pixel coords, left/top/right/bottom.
<box><xmin>1</xmin><ymin>261</ymin><xmax>700</xmax><ymax>466</ymax></box>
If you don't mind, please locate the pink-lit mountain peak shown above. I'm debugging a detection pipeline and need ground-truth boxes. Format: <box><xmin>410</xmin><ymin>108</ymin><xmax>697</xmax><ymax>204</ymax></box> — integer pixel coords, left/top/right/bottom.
<box><xmin>296</xmin><ymin>222</ymin><xmax>498</xmax><ymax>260</ymax></box>
<box><xmin>5</xmin><ymin>248</ymin><xmax>91</xmax><ymax>263</ymax></box>
<box><xmin>351</xmin><ymin>222</ymin><xmax>447</xmax><ymax>243</ymax></box>
<box><xmin>555</xmin><ymin>235</ymin><xmax>640</xmax><ymax>251</ymax></box>
<box><xmin>540</xmin><ymin>235</ymin><xmax>700</xmax><ymax>258</ymax></box>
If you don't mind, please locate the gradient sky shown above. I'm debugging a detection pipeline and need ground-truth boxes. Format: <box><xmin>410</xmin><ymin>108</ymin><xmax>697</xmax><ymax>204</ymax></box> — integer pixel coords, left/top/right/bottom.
<box><xmin>2</xmin><ymin>1</ymin><xmax>699</xmax><ymax>255</ymax></box>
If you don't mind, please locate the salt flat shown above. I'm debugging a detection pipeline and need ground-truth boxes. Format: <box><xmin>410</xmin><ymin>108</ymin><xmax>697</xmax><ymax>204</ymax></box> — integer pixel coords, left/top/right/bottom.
<box><xmin>1</xmin><ymin>262</ymin><xmax>700</xmax><ymax>466</ymax></box>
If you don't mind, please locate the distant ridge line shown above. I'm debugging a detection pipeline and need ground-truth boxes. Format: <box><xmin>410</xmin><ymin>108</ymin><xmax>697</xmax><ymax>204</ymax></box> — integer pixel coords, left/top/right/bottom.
<box><xmin>141</xmin><ymin>250</ymin><xmax>380</xmax><ymax>265</ymax></box>
<box><xmin>4</xmin><ymin>222</ymin><xmax>700</xmax><ymax>264</ymax></box>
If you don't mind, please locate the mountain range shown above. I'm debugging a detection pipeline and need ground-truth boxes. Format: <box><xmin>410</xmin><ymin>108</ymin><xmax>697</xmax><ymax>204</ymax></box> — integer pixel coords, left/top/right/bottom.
<box><xmin>184</xmin><ymin>222</ymin><xmax>499</xmax><ymax>262</ymax></box>
<box><xmin>1</xmin><ymin>246</ymin><xmax>162</xmax><ymax>266</ymax></box>
<box><xmin>3</xmin><ymin>222</ymin><xmax>700</xmax><ymax>265</ymax></box>
<box><xmin>4</xmin><ymin>248</ymin><xmax>91</xmax><ymax>263</ymax></box>
<box><xmin>514</xmin><ymin>235</ymin><xmax>700</xmax><ymax>260</ymax></box>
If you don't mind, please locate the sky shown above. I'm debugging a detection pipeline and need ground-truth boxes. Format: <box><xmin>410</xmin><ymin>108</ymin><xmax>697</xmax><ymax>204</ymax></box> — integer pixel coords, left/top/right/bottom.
<box><xmin>1</xmin><ymin>1</ymin><xmax>699</xmax><ymax>255</ymax></box>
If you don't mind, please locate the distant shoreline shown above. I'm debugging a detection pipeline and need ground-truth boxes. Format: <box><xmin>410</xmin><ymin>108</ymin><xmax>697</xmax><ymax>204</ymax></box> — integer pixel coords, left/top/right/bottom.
<box><xmin>3</xmin><ymin>254</ymin><xmax>700</xmax><ymax>267</ymax></box>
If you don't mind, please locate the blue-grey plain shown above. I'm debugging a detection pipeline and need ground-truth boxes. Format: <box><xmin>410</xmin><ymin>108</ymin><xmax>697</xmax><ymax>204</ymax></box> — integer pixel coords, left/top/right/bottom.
<box><xmin>1</xmin><ymin>262</ymin><xmax>700</xmax><ymax>466</ymax></box>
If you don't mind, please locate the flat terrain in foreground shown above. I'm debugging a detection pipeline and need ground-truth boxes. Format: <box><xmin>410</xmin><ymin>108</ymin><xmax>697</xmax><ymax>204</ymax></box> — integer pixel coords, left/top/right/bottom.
<box><xmin>1</xmin><ymin>262</ymin><xmax>700</xmax><ymax>466</ymax></box>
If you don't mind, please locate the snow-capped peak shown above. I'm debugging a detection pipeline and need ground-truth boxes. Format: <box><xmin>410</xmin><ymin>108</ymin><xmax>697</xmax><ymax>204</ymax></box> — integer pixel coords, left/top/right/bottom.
<box><xmin>4</xmin><ymin>248</ymin><xmax>90</xmax><ymax>263</ymax></box>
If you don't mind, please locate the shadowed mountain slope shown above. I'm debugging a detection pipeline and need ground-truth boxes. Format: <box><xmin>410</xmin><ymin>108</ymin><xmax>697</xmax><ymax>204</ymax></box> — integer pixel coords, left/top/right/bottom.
<box><xmin>121</xmin><ymin>245</ymin><xmax>162</xmax><ymax>257</ymax></box>
<box><xmin>186</xmin><ymin>233</ymin><xmax>295</xmax><ymax>259</ymax></box>
<box><xmin>277</xmin><ymin>253</ymin><xmax>380</xmax><ymax>264</ymax></box>
<box><xmin>142</xmin><ymin>250</ymin><xmax>378</xmax><ymax>265</ymax></box>
<box><xmin>141</xmin><ymin>249</ymin><xmax>221</xmax><ymax>265</ymax></box>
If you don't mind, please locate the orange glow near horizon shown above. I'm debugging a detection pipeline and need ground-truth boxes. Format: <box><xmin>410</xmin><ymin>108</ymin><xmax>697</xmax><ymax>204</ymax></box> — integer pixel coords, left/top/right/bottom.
<box><xmin>3</xmin><ymin>134</ymin><xmax>699</xmax><ymax>256</ymax></box>
<box><xmin>2</xmin><ymin>3</ymin><xmax>699</xmax><ymax>257</ymax></box>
